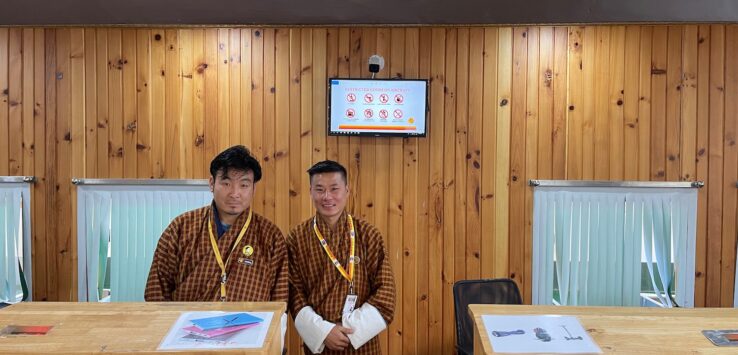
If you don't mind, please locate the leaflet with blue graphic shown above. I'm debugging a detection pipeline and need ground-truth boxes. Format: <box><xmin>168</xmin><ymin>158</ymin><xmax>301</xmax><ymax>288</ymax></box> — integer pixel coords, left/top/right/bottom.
<box><xmin>190</xmin><ymin>313</ymin><xmax>263</xmax><ymax>331</ymax></box>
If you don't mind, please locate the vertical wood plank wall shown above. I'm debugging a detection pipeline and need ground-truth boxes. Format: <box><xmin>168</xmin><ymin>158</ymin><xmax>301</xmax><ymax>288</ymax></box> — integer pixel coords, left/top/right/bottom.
<box><xmin>1</xmin><ymin>25</ymin><xmax>737</xmax><ymax>354</ymax></box>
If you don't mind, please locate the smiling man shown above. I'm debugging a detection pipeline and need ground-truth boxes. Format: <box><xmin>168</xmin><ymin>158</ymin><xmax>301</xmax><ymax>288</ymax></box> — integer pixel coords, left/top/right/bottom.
<box><xmin>287</xmin><ymin>160</ymin><xmax>395</xmax><ymax>354</ymax></box>
<box><xmin>144</xmin><ymin>145</ymin><xmax>288</xmax><ymax>304</ymax></box>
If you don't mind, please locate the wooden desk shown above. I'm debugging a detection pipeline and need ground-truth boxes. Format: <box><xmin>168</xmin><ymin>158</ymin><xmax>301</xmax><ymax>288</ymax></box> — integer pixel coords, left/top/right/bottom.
<box><xmin>0</xmin><ymin>302</ymin><xmax>285</xmax><ymax>354</ymax></box>
<box><xmin>469</xmin><ymin>304</ymin><xmax>738</xmax><ymax>354</ymax></box>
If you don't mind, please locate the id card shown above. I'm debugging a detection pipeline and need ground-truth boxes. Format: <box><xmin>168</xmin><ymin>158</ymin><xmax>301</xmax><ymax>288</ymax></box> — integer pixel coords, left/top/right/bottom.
<box><xmin>342</xmin><ymin>294</ymin><xmax>358</xmax><ymax>315</ymax></box>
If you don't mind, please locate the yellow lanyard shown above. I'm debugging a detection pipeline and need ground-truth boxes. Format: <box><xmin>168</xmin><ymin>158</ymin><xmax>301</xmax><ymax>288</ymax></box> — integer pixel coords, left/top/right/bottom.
<box><xmin>313</xmin><ymin>214</ymin><xmax>356</xmax><ymax>293</ymax></box>
<box><xmin>208</xmin><ymin>208</ymin><xmax>252</xmax><ymax>301</ymax></box>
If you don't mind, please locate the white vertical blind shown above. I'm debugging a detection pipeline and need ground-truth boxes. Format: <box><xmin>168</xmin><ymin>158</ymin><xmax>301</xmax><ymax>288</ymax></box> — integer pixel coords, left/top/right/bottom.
<box><xmin>0</xmin><ymin>183</ymin><xmax>32</xmax><ymax>303</ymax></box>
<box><xmin>77</xmin><ymin>183</ymin><xmax>211</xmax><ymax>302</ymax></box>
<box><xmin>533</xmin><ymin>186</ymin><xmax>697</xmax><ymax>307</ymax></box>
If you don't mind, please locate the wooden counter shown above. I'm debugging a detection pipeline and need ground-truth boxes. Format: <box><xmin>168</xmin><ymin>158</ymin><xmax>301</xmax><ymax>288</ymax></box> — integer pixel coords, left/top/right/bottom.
<box><xmin>0</xmin><ymin>302</ymin><xmax>285</xmax><ymax>354</ymax></box>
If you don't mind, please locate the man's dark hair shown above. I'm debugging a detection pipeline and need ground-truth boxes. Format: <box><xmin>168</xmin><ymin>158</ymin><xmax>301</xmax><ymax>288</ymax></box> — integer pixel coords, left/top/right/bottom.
<box><xmin>307</xmin><ymin>160</ymin><xmax>347</xmax><ymax>184</ymax></box>
<box><xmin>210</xmin><ymin>145</ymin><xmax>262</xmax><ymax>182</ymax></box>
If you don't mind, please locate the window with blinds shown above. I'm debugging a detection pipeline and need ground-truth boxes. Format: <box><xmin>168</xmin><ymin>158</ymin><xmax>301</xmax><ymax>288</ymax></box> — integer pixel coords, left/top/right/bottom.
<box><xmin>76</xmin><ymin>180</ymin><xmax>211</xmax><ymax>302</ymax></box>
<box><xmin>0</xmin><ymin>178</ymin><xmax>33</xmax><ymax>304</ymax></box>
<box><xmin>531</xmin><ymin>182</ymin><xmax>698</xmax><ymax>308</ymax></box>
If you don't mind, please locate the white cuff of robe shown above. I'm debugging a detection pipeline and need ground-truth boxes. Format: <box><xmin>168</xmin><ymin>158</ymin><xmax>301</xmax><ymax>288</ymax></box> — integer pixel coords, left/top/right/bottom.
<box><xmin>280</xmin><ymin>313</ymin><xmax>287</xmax><ymax>352</ymax></box>
<box><xmin>342</xmin><ymin>302</ymin><xmax>387</xmax><ymax>350</ymax></box>
<box><xmin>294</xmin><ymin>306</ymin><xmax>335</xmax><ymax>354</ymax></box>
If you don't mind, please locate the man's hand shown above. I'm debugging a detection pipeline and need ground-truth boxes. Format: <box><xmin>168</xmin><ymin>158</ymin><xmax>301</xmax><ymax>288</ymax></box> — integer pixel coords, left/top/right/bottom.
<box><xmin>324</xmin><ymin>325</ymin><xmax>354</xmax><ymax>351</ymax></box>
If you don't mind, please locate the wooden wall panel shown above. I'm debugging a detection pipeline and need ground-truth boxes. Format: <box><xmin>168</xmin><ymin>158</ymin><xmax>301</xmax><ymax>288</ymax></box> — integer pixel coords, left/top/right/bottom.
<box><xmin>42</xmin><ymin>28</ymin><xmax>57</xmax><ymax>301</ymax></box>
<box><xmin>415</xmin><ymin>27</ymin><xmax>432</xmax><ymax>355</ymax></box>
<box><xmin>0</xmin><ymin>29</ymin><xmax>8</xmax><ymax>176</ymax></box>
<box><xmin>707</xmin><ymin>25</ymin><xmax>726</xmax><ymax>307</ymax></box>
<box><xmin>623</xmin><ymin>26</ymin><xmax>640</xmax><ymax>181</ymax></box>
<box><xmin>427</xmin><ymin>27</ymin><xmax>445</xmax><ymax>354</ymax></box>
<box><xmin>694</xmin><ymin>24</ymin><xmax>711</xmax><ymax>307</ymax></box>
<box><xmin>721</xmin><ymin>25</ymin><xmax>738</xmax><ymax>307</ymax></box>
<box><xmin>8</xmin><ymin>29</ymin><xmax>22</xmax><ymax>177</ymax></box>
<box><xmin>55</xmin><ymin>28</ymin><xmax>73</xmax><ymax>301</ymax></box>
<box><xmin>32</xmin><ymin>28</ymin><xmax>47</xmax><ymax>301</ymax></box>
<box><xmin>150</xmin><ymin>29</ymin><xmax>165</xmax><ymax>179</ymax></box>
<box><xmin>2</xmin><ymin>25</ymin><xmax>738</xmax><ymax>353</ymax></box>
<box><xmin>581</xmin><ymin>26</ymin><xmax>596</xmax><ymax>180</ymax></box>
<box><xmin>524</xmin><ymin>26</ymin><xmax>540</xmax><ymax>304</ymax></box>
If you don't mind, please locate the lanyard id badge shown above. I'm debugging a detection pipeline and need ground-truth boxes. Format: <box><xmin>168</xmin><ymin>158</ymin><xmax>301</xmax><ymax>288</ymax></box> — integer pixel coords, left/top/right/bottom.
<box><xmin>342</xmin><ymin>294</ymin><xmax>358</xmax><ymax>315</ymax></box>
<box><xmin>313</xmin><ymin>214</ymin><xmax>358</xmax><ymax>315</ymax></box>
<box><xmin>208</xmin><ymin>208</ymin><xmax>253</xmax><ymax>301</ymax></box>
<box><xmin>312</xmin><ymin>214</ymin><xmax>356</xmax><ymax>283</ymax></box>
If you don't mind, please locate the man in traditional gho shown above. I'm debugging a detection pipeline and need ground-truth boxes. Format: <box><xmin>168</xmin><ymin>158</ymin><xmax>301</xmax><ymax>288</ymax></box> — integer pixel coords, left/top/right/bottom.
<box><xmin>145</xmin><ymin>145</ymin><xmax>287</xmax><ymax>303</ymax></box>
<box><xmin>288</xmin><ymin>160</ymin><xmax>395</xmax><ymax>354</ymax></box>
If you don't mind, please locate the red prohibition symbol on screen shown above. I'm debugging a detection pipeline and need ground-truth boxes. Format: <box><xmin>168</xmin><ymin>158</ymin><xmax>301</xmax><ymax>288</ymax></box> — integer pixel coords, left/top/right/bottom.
<box><xmin>394</xmin><ymin>94</ymin><xmax>404</xmax><ymax>104</ymax></box>
<box><xmin>379</xmin><ymin>109</ymin><xmax>389</xmax><ymax>119</ymax></box>
<box><xmin>364</xmin><ymin>109</ymin><xmax>374</xmax><ymax>118</ymax></box>
<box><xmin>346</xmin><ymin>93</ymin><xmax>356</xmax><ymax>102</ymax></box>
<box><xmin>393</xmin><ymin>109</ymin><xmax>403</xmax><ymax>119</ymax></box>
<box><xmin>379</xmin><ymin>93</ymin><xmax>389</xmax><ymax>104</ymax></box>
<box><xmin>346</xmin><ymin>108</ymin><xmax>355</xmax><ymax>118</ymax></box>
<box><xmin>364</xmin><ymin>93</ymin><xmax>374</xmax><ymax>103</ymax></box>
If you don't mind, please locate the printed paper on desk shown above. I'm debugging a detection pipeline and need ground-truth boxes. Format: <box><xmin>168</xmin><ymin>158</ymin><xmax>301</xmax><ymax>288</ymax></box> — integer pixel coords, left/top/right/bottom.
<box><xmin>158</xmin><ymin>311</ymin><xmax>273</xmax><ymax>350</ymax></box>
<box><xmin>482</xmin><ymin>315</ymin><xmax>602</xmax><ymax>354</ymax></box>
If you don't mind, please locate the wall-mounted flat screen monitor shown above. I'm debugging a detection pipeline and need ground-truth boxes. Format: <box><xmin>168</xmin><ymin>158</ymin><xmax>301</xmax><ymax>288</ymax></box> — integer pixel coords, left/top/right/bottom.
<box><xmin>328</xmin><ymin>78</ymin><xmax>428</xmax><ymax>137</ymax></box>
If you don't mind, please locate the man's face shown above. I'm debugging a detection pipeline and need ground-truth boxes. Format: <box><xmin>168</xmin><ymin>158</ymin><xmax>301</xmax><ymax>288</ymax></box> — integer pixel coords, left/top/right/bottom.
<box><xmin>310</xmin><ymin>172</ymin><xmax>349</xmax><ymax>221</ymax></box>
<box><xmin>209</xmin><ymin>169</ymin><xmax>255</xmax><ymax>220</ymax></box>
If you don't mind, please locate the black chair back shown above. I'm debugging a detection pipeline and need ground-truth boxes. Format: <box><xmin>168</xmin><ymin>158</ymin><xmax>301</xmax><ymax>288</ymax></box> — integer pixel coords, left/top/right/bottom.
<box><xmin>453</xmin><ymin>278</ymin><xmax>522</xmax><ymax>355</ymax></box>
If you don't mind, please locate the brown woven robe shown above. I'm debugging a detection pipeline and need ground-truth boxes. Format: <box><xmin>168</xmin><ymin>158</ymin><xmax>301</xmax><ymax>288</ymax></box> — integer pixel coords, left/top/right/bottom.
<box><xmin>287</xmin><ymin>212</ymin><xmax>396</xmax><ymax>354</ymax></box>
<box><xmin>144</xmin><ymin>204</ymin><xmax>288</xmax><ymax>303</ymax></box>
